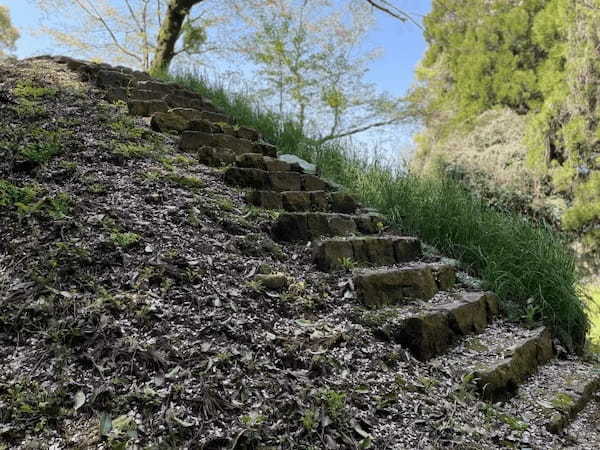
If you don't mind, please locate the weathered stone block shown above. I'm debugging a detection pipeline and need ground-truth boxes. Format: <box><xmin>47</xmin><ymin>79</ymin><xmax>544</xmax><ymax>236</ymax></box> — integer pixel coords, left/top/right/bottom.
<box><xmin>129</xmin><ymin>89</ymin><xmax>166</xmax><ymax>101</ymax></box>
<box><xmin>151</xmin><ymin>111</ymin><xmax>189</xmax><ymax>132</ymax></box>
<box><xmin>473</xmin><ymin>327</ymin><xmax>554</xmax><ymax>401</ymax></box>
<box><xmin>128</xmin><ymin>100</ymin><xmax>169</xmax><ymax>116</ymax></box>
<box><xmin>236</xmin><ymin>126</ymin><xmax>261</xmax><ymax>141</ymax></box>
<box><xmin>353</xmin><ymin>265</ymin><xmax>438</xmax><ymax>307</ymax></box>
<box><xmin>302</xmin><ymin>174</ymin><xmax>330</xmax><ymax>191</ymax></box>
<box><xmin>187</xmin><ymin>119</ymin><xmax>218</xmax><ymax>133</ymax></box>
<box><xmin>180</xmin><ymin>131</ymin><xmax>213</xmax><ymax>151</ymax></box>
<box><xmin>105</xmin><ymin>87</ymin><xmax>128</xmax><ymax>103</ymax></box>
<box><xmin>224</xmin><ymin>167</ymin><xmax>270</xmax><ymax>190</ymax></box>
<box><xmin>196</xmin><ymin>146</ymin><xmax>236</xmax><ymax>166</ymax></box>
<box><xmin>312</xmin><ymin>236</ymin><xmax>422</xmax><ymax>271</ymax></box>
<box><xmin>96</xmin><ymin>70</ymin><xmax>133</xmax><ymax>88</ymax></box>
<box><xmin>245</xmin><ymin>191</ymin><xmax>283</xmax><ymax>210</ymax></box>
<box><xmin>269</xmin><ymin>172</ymin><xmax>303</xmax><ymax>191</ymax></box>
<box><xmin>281</xmin><ymin>191</ymin><xmax>311</xmax><ymax>212</ymax></box>
<box><xmin>166</xmin><ymin>93</ymin><xmax>204</xmax><ymax>109</ymax></box>
<box><xmin>330</xmin><ymin>192</ymin><xmax>360</xmax><ymax>214</ymax></box>
<box><xmin>253</xmin><ymin>142</ymin><xmax>278</xmax><ymax>158</ymax></box>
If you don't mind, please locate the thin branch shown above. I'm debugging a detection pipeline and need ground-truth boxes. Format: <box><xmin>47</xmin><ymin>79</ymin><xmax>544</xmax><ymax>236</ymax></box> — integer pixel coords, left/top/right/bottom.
<box><xmin>317</xmin><ymin>117</ymin><xmax>403</xmax><ymax>144</ymax></box>
<box><xmin>124</xmin><ymin>0</ymin><xmax>144</xmax><ymax>33</ymax></box>
<box><xmin>366</xmin><ymin>0</ymin><xmax>424</xmax><ymax>30</ymax></box>
<box><xmin>73</xmin><ymin>0</ymin><xmax>142</xmax><ymax>62</ymax></box>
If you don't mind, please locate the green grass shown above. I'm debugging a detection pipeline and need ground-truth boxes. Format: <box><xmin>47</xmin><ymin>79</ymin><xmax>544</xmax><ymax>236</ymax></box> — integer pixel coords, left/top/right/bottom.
<box><xmin>162</xmin><ymin>69</ymin><xmax>588</xmax><ymax>352</ymax></box>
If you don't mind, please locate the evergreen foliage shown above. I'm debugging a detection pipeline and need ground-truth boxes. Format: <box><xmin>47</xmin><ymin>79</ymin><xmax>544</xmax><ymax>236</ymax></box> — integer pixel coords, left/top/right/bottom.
<box><xmin>412</xmin><ymin>0</ymin><xmax>600</xmax><ymax>254</ymax></box>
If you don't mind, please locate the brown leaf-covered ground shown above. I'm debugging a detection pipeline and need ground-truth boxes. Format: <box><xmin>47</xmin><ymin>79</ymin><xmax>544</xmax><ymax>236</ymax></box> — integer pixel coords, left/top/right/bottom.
<box><xmin>0</xmin><ymin>58</ymin><xmax>598</xmax><ymax>449</ymax></box>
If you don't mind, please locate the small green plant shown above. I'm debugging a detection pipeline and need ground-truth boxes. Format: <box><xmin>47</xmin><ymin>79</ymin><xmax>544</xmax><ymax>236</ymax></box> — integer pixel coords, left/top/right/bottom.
<box><xmin>19</xmin><ymin>139</ymin><xmax>62</xmax><ymax>164</ymax></box>
<box><xmin>301</xmin><ymin>408</ymin><xmax>318</xmax><ymax>431</ymax></box>
<box><xmin>110</xmin><ymin>232</ymin><xmax>141</xmax><ymax>248</ymax></box>
<box><xmin>240</xmin><ymin>411</ymin><xmax>266</xmax><ymax>429</ymax></box>
<box><xmin>12</xmin><ymin>81</ymin><xmax>57</xmax><ymax>98</ymax></box>
<box><xmin>245</xmin><ymin>279</ymin><xmax>265</xmax><ymax>293</ymax></box>
<box><xmin>321</xmin><ymin>389</ymin><xmax>346</xmax><ymax>419</ymax></box>
<box><xmin>551</xmin><ymin>392</ymin><xmax>575</xmax><ymax>412</ymax></box>
<box><xmin>46</xmin><ymin>193</ymin><xmax>74</xmax><ymax>219</ymax></box>
<box><xmin>522</xmin><ymin>297</ymin><xmax>543</xmax><ymax>328</ymax></box>
<box><xmin>338</xmin><ymin>256</ymin><xmax>357</xmax><ymax>271</ymax></box>
<box><xmin>216</xmin><ymin>196</ymin><xmax>235</xmax><ymax>211</ymax></box>
<box><xmin>12</xmin><ymin>99</ymin><xmax>47</xmax><ymax>118</ymax></box>
<box><xmin>0</xmin><ymin>180</ymin><xmax>40</xmax><ymax>207</ymax></box>
<box><xmin>109</xmin><ymin>117</ymin><xmax>145</xmax><ymax>140</ymax></box>
<box><xmin>165</xmin><ymin>173</ymin><xmax>204</xmax><ymax>189</ymax></box>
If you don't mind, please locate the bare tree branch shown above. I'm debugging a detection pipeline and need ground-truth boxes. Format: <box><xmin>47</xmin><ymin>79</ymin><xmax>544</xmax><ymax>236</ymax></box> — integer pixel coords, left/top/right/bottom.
<box><xmin>317</xmin><ymin>117</ymin><xmax>406</xmax><ymax>144</ymax></box>
<box><xmin>72</xmin><ymin>0</ymin><xmax>142</xmax><ymax>62</ymax></box>
<box><xmin>366</xmin><ymin>0</ymin><xmax>423</xmax><ymax>29</ymax></box>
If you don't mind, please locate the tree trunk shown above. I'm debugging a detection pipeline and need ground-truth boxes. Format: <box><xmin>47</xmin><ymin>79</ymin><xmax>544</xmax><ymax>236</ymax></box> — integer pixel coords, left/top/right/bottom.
<box><xmin>150</xmin><ymin>0</ymin><xmax>203</xmax><ymax>74</ymax></box>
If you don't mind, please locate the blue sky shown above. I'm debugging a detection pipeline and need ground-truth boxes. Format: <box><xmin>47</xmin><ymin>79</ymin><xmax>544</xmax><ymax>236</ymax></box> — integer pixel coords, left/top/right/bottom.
<box><xmin>3</xmin><ymin>0</ymin><xmax>430</xmax><ymax>98</ymax></box>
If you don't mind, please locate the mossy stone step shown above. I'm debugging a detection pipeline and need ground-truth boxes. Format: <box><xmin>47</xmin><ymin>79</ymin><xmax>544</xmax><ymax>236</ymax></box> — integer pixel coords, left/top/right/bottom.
<box><xmin>546</xmin><ymin>372</ymin><xmax>600</xmax><ymax>433</ymax></box>
<box><xmin>128</xmin><ymin>99</ymin><xmax>169</xmax><ymax>116</ymax></box>
<box><xmin>271</xmin><ymin>212</ymin><xmax>384</xmax><ymax>242</ymax></box>
<box><xmin>358</xmin><ymin>291</ymin><xmax>499</xmax><ymax>361</ymax></box>
<box><xmin>151</xmin><ymin>108</ymin><xmax>232</xmax><ymax>133</ymax></box>
<box><xmin>245</xmin><ymin>190</ymin><xmax>360</xmax><ymax>213</ymax></box>
<box><xmin>313</xmin><ymin>236</ymin><xmax>422</xmax><ymax>271</ymax></box>
<box><xmin>181</xmin><ymin>133</ymin><xmax>276</xmax><ymax>158</ymax></box>
<box><xmin>236</xmin><ymin>153</ymin><xmax>303</xmax><ymax>172</ymax></box>
<box><xmin>353</xmin><ymin>263</ymin><xmax>456</xmax><ymax>307</ymax></box>
<box><xmin>504</xmin><ymin>359</ymin><xmax>600</xmax><ymax>434</ymax></box>
<box><xmin>468</xmin><ymin>327</ymin><xmax>555</xmax><ymax>402</ymax></box>
<box><xmin>223</xmin><ymin>167</ymin><xmax>331</xmax><ymax>192</ymax></box>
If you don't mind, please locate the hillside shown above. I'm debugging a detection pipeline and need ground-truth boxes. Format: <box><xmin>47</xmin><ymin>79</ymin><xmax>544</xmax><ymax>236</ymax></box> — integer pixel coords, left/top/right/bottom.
<box><xmin>0</xmin><ymin>56</ymin><xmax>599</xmax><ymax>449</ymax></box>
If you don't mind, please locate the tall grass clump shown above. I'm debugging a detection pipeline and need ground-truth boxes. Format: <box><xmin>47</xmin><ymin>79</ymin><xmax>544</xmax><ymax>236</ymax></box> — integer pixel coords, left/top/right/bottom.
<box><xmin>163</xmin><ymin>69</ymin><xmax>588</xmax><ymax>352</ymax></box>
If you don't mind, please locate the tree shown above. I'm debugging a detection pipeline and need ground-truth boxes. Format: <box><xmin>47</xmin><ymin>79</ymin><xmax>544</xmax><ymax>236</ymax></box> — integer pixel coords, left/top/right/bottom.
<box><xmin>230</xmin><ymin>0</ymin><xmax>413</xmax><ymax>142</ymax></box>
<box><xmin>31</xmin><ymin>0</ymin><xmax>224</xmax><ymax>71</ymax></box>
<box><xmin>32</xmin><ymin>0</ymin><xmax>417</xmax><ymax>72</ymax></box>
<box><xmin>0</xmin><ymin>5</ymin><xmax>19</xmax><ymax>56</ymax></box>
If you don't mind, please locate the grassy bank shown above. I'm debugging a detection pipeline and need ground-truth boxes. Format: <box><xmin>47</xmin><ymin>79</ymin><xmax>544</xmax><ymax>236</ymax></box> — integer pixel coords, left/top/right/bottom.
<box><xmin>164</xmin><ymin>70</ymin><xmax>588</xmax><ymax>352</ymax></box>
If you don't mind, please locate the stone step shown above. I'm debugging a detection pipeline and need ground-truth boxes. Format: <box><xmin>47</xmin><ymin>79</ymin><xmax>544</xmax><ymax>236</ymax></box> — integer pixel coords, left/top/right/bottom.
<box><xmin>353</xmin><ymin>263</ymin><xmax>457</xmax><ymax>307</ymax></box>
<box><xmin>236</xmin><ymin>153</ymin><xmax>303</xmax><ymax>173</ymax></box>
<box><xmin>224</xmin><ymin>167</ymin><xmax>334</xmax><ymax>192</ymax></box>
<box><xmin>271</xmin><ymin>212</ymin><xmax>384</xmax><ymax>242</ymax></box>
<box><xmin>430</xmin><ymin>323</ymin><xmax>555</xmax><ymax>402</ymax></box>
<box><xmin>151</xmin><ymin>108</ymin><xmax>233</xmax><ymax>133</ymax></box>
<box><xmin>245</xmin><ymin>190</ymin><xmax>361</xmax><ymax>214</ymax></box>
<box><xmin>357</xmin><ymin>291</ymin><xmax>499</xmax><ymax>360</ymax></box>
<box><xmin>502</xmin><ymin>358</ymin><xmax>600</xmax><ymax>434</ymax></box>
<box><xmin>182</xmin><ymin>135</ymin><xmax>276</xmax><ymax>159</ymax></box>
<box><xmin>128</xmin><ymin>100</ymin><xmax>169</xmax><ymax>116</ymax></box>
<box><xmin>312</xmin><ymin>236</ymin><xmax>422</xmax><ymax>271</ymax></box>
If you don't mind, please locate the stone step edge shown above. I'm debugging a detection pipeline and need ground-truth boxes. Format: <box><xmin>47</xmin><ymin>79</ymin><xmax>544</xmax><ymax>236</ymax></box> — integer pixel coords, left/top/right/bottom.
<box><xmin>471</xmin><ymin>327</ymin><xmax>555</xmax><ymax>402</ymax></box>
<box><xmin>245</xmin><ymin>189</ymin><xmax>361</xmax><ymax>214</ymax></box>
<box><xmin>546</xmin><ymin>372</ymin><xmax>600</xmax><ymax>434</ymax></box>
<box><xmin>358</xmin><ymin>291</ymin><xmax>499</xmax><ymax>361</ymax></box>
<box><xmin>272</xmin><ymin>212</ymin><xmax>384</xmax><ymax>243</ymax></box>
<box><xmin>352</xmin><ymin>263</ymin><xmax>457</xmax><ymax>307</ymax></box>
<box><xmin>312</xmin><ymin>236</ymin><xmax>423</xmax><ymax>272</ymax></box>
<box><xmin>224</xmin><ymin>167</ymin><xmax>333</xmax><ymax>192</ymax></box>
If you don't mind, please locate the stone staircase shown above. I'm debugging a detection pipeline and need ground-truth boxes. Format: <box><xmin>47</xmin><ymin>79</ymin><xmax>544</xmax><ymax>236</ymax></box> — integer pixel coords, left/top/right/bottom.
<box><xmin>48</xmin><ymin>55</ymin><xmax>600</xmax><ymax>437</ymax></box>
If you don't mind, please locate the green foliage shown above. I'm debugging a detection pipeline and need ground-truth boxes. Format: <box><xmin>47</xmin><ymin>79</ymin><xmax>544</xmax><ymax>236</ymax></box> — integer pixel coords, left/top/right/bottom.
<box><xmin>112</xmin><ymin>143</ymin><xmax>157</xmax><ymax>159</ymax></box>
<box><xmin>0</xmin><ymin>5</ymin><xmax>19</xmax><ymax>55</ymax></box>
<box><xmin>0</xmin><ymin>180</ymin><xmax>40</xmax><ymax>207</ymax></box>
<box><xmin>413</xmin><ymin>0</ymin><xmax>600</xmax><ymax>255</ymax></box>
<box><xmin>12</xmin><ymin>81</ymin><xmax>58</xmax><ymax>99</ymax></box>
<box><xmin>168</xmin><ymin>70</ymin><xmax>587</xmax><ymax>351</ymax></box>
<box><xmin>110</xmin><ymin>232</ymin><xmax>141</xmax><ymax>249</ymax></box>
